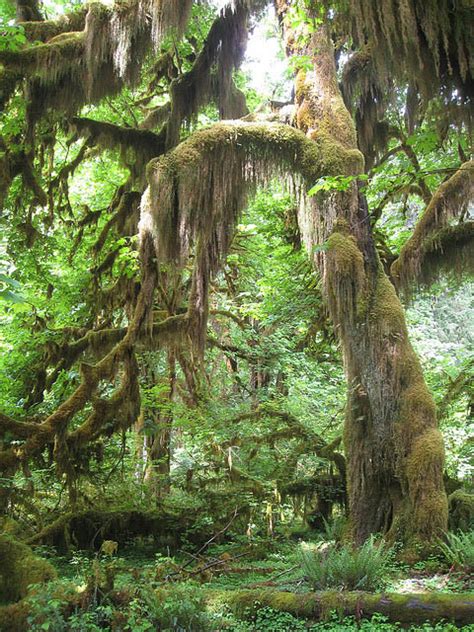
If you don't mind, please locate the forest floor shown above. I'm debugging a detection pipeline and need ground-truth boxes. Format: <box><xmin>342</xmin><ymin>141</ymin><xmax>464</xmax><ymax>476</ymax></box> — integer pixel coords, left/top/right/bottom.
<box><xmin>16</xmin><ymin>532</ymin><xmax>473</xmax><ymax>632</ymax></box>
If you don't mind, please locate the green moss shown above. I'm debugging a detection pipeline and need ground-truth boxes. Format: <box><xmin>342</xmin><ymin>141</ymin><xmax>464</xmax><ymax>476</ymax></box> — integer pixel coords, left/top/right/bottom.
<box><xmin>406</xmin><ymin>429</ymin><xmax>445</xmax><ymax>479</ymax></box>
<box><xmin>0</xmin><ymin>32</ymin><xmax>85</xmax><ymax>77</ymax></box>
<box><xmin>391</xmin><ymin>161</ymin><xmax>473</xmax><ymax>290</ymax></box>
<box><xmin>22</xmin><ymin>9</ymin><xmax>88</xmax><ymax>43</ymax></box>
<box><xmin>148</xmin><ymin>120</ymin><xmax>327</xmax><ymax>187</ymax></box>
<box><xmin>370</xmin><ymin>272</ymin><xmax>406</xmax><ymax>335</ymax></box>
<box><xmin>208</xmin><ymin>589</ymin><xmax>474</xmax><ymax>625</ymax></box>
<box><xmin>326</xmin><ymin>229</ymin><xmax>365</xmax><ymax>278</ymax></box>
<box><xmin>403</xmin><ymin>428</ymin><xmax>448</xmax><ymax>545</ymax></box>
<box><xmin>307</xmin><ymin>128</ymin><xmax>363</xmax><ymax>175</ymax></box>
<box><xmin>399</xmin><ymin>377</ymin><xmax>437</xmax><ymax>437</ymax></box>
<box><xmin>0</xmin><ymin>535</ymin><xmax>56</xmax><ymax>604</ymax></box>
<box><xmin>295</xmin><ymin>69</ymin><xmax>308</xmax><ymax>104</ymax></box>
<box><xmin>448</xmin><ymin>489</ymin><xmax>474</xmax><ymax>531</ymax></box>
<box><xmin>319</xmin><ymin>590</ymin><xmax>344</xmax><ymax>619</ymax></box>
<box><xmin>296</xmin><ymin>99</ymin><xmax>312</xmax><ymax>132</ymax></box>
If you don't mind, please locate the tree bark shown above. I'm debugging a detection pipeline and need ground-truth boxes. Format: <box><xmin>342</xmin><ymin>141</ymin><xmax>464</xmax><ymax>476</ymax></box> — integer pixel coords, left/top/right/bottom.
<box><xmin>275</xmin><ymin>3</ymin><xmax>448</xmax><ymax>547</ymax></box>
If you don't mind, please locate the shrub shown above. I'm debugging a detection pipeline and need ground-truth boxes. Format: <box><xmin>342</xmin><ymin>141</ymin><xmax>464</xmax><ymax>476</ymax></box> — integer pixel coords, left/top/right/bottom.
<box><xmin>299</xmin><ymin>536</ymin><xmax>392</xmax><ymax>591</ymax></box>
<box><xmin>139</xmin><ymin>583</ymin><xmax>212</xmax><ymax>631</ymax></box>
<box><xmin>438</xmin><ymin>530</ymin><xmax>474</xmax><ymax>571</ymax></box>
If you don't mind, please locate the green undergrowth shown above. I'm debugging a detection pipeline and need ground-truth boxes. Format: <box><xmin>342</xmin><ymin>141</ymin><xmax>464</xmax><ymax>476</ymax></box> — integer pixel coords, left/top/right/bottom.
<box><xmin>1</xmin><ymin>531</ymin><xmax>473</xmax><ymax>631</ymax></box>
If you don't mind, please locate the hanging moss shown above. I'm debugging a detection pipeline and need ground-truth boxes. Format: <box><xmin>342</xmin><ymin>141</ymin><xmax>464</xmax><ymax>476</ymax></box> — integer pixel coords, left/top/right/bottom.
<box><xmin>0</xmin><ymin>67</ymin><xmax>21</xmax><ymax>110</ymax></box>
<box><xmin>0</xmin><ymin>32</ymin><xmax>85</xmax><ymax>79</ymax></box>
<box><xmin>0</xmin><ymin>0</ymin><xmax>194</xmax><ymax>122</ymax></box>
<box><xmin>0</xmin><ymin>535</ymin><xmax>56</xmax><ymax>604</ymax></box>
<box><xmin>347</xmin><ymin>0</ymin><xmax>473</xmax><ymax>107</ymax></box>
<box><xmin>166</xmin><ymin>3</ymin><xmax>250</xmax><ymax>148</ymax></box>
<box><xmin>407</xmin><ymin>221</ymin><xmax>474</xmax><ymax>289</ymax></box>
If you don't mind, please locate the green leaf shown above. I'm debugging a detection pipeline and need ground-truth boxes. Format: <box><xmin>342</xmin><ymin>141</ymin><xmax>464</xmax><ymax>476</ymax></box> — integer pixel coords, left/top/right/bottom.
<box><xmin>0</xmin><ymin>289</ymin><xmax>25</xmax><ymax>303</ymax></box>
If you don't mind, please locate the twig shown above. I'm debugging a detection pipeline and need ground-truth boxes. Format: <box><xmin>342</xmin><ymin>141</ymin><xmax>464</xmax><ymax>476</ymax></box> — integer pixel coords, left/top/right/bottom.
<box><xmin>186</xmin><ymin>551</ymin><xmax>249</xmax><ymax>576</ymax></box>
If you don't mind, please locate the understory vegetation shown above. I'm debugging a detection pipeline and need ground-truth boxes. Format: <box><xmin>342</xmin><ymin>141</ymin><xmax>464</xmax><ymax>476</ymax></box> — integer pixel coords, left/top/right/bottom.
<box><xmin>0</xmin><ymin>0</ymin><xmax>473</xmax><ymax>629</ymax></box>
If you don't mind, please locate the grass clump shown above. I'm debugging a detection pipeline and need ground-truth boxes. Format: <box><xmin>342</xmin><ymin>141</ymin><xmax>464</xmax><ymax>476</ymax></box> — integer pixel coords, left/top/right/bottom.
<box><xmin>438</xmin><ymin>530</ymin><xmax>474</xmax><ymax>571</ymax></box>
<box><xmin>299</xmin><ymin>536</ymin><xmax>392</xmax><ymax>591</ymax></box>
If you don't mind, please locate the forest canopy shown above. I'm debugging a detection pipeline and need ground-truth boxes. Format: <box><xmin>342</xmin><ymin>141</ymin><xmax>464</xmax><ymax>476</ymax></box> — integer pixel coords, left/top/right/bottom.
<box><xmin>0</xmin><ymin>0</ymin><xmax>473</xmax><ymax>630</ymax></box>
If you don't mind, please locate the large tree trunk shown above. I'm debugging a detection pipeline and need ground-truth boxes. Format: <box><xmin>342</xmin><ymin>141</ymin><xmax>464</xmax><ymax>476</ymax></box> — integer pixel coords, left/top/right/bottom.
<box><xmin>276</xmin><ymin>4</ymin><xmax>447</xmax><ymax>547</ymax></box>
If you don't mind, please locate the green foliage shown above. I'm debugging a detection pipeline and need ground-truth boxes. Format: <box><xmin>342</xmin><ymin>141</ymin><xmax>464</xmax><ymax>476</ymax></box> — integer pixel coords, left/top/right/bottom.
<box><xmin>0</xmin><ymin>272</ymin><xmax>25</xmax><ymax>304</ymax></box>
<box><xmin>438</xmin><ymin>531</ymin><xmax>474</xmax><ymax>571</ymax></box>
<box><xmin>0</xmin><ymin>19</ymin><xmax>26</xmax><ymax>52</ymax></box>
<box><xmin>299</xmin><ymin>536</ymin><xmax>393</xmax><ymax>591</ymax></box>
<box><xmin>308</xmin><ymin>174</ymin><xmax>368</xmax><ymax>196</ymax></box>
<box><xmin>0</xmin><ymin>4</ymin><xmax>472</xmax><ymax>626</ymax></box>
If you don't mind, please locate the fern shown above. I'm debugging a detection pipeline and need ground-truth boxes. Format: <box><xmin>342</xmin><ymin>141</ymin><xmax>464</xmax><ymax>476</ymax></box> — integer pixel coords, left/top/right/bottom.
<box><xmin>300</xmin><ymin>536</ymin><xmax>392</xmax><ymax>591</ymax></box>
<box><xmin>438</xmin><ymin>531</ymin><xmax>474</xmax><ymax>571</ymax></box>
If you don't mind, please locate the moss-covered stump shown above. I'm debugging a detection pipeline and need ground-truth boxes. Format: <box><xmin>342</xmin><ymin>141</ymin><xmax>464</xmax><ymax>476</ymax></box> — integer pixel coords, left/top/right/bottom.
<box><xmin>26</xmin><ymin>509</ymin><xmax>198</xmax><ymax>551</ymax></box>
<box><xmin>0</xmin><ymin>535</ymin><xmax>56</xmax><ymax>604</ymax></box>
<box><xmin>210</xmin><ymin>589</ymin><xmax>474</xmax><ymax>625</ymax></box>
<box><xmin>448</xmin><ymin>489</ymin><xmax>474</xmax><ymax>531</ymax></box>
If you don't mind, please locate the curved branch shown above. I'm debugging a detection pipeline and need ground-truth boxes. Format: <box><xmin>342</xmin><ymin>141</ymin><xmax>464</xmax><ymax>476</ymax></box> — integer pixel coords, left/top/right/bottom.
<box><xmin>140</xmin><ymin>120</ymin><xmax>359</xmax><ymax>352</ymax></box>
<box><xmin>0</xmin><ymin>299</ymin><xmax>186</xmax><ymax>469</ymax></box>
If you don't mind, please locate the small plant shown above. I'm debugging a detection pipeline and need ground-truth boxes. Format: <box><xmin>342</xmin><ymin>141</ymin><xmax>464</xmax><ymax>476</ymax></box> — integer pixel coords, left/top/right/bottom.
<box><xmin>438</xmin><ymin>530</ymin><xmax>474</xmax><ymax>571</ymax></box>
<box><xmin>254</xmin><ymin>605</ymin><xmax>306</xmax><ymax>631</ymax></box>
<box><xmin>300</xmin><ymin>536</ymin><xmax>393</xmax><ymax>591</ymax></box>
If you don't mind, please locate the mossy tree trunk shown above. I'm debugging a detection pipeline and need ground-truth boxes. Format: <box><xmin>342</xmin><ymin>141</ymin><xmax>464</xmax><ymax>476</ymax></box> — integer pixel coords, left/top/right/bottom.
<box><xmin>276</xmin><ymin>4</ymin><xmax>448</xmax><ymax>546</ymax></box>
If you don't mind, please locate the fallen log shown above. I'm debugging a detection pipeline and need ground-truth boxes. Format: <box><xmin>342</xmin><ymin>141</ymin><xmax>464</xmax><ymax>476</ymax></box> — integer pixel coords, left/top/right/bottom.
<box><xmin>208</xmin><ymin>589</ymin><xmax>474</xmax><ymax>626</ymax></box>
<box><xmin>1</xmin><ymin>586</ymin><xmax>473</xmax><ymax>630</ymax></box>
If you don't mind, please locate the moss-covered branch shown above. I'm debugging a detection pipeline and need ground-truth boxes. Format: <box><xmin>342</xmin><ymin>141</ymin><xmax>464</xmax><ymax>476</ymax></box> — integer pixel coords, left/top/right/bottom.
<box><xmin>222</xmin><ymin>407</ymin><xmax>345</xmax><ymax>478</ymax></box>
<box><xmin>70</xmin><ymin>117</ymin><xmax>166</xmax><ymax>171</ymax></box>
<box><xmin>141</xmin><ymin>120</ymin><xmax>341</xmax><ymax>353</ymax></box>
<box><xmin>391</xmin><ymin>161</ymin><xmax>474</xmax><ymax>288</ymax></box>
<box><xmin>0</xmin><ymin>291</ymin><xmax>185</xmax><ymax>468</ymax></box>
<box><xmin>1</xmin><ymin>0</ymin><xmax>194</xmax><ymax>117</ymax></box>
<box><xmin>26</xmin><ymin>507</ymin><xmax>197</xmax><ymax>549</ymax></box>
<box><xmin>20</xmin><ymin>9</ymin><xmax>88</xmax><ymax>42</ymax></box>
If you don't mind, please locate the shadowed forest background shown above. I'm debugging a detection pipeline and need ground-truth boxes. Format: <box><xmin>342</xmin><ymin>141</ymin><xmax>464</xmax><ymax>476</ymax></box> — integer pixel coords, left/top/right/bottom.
<box><xmin>0</xmin><ymin>0</ymin><xmax>473</xmax><ymax>630</ymax></box>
